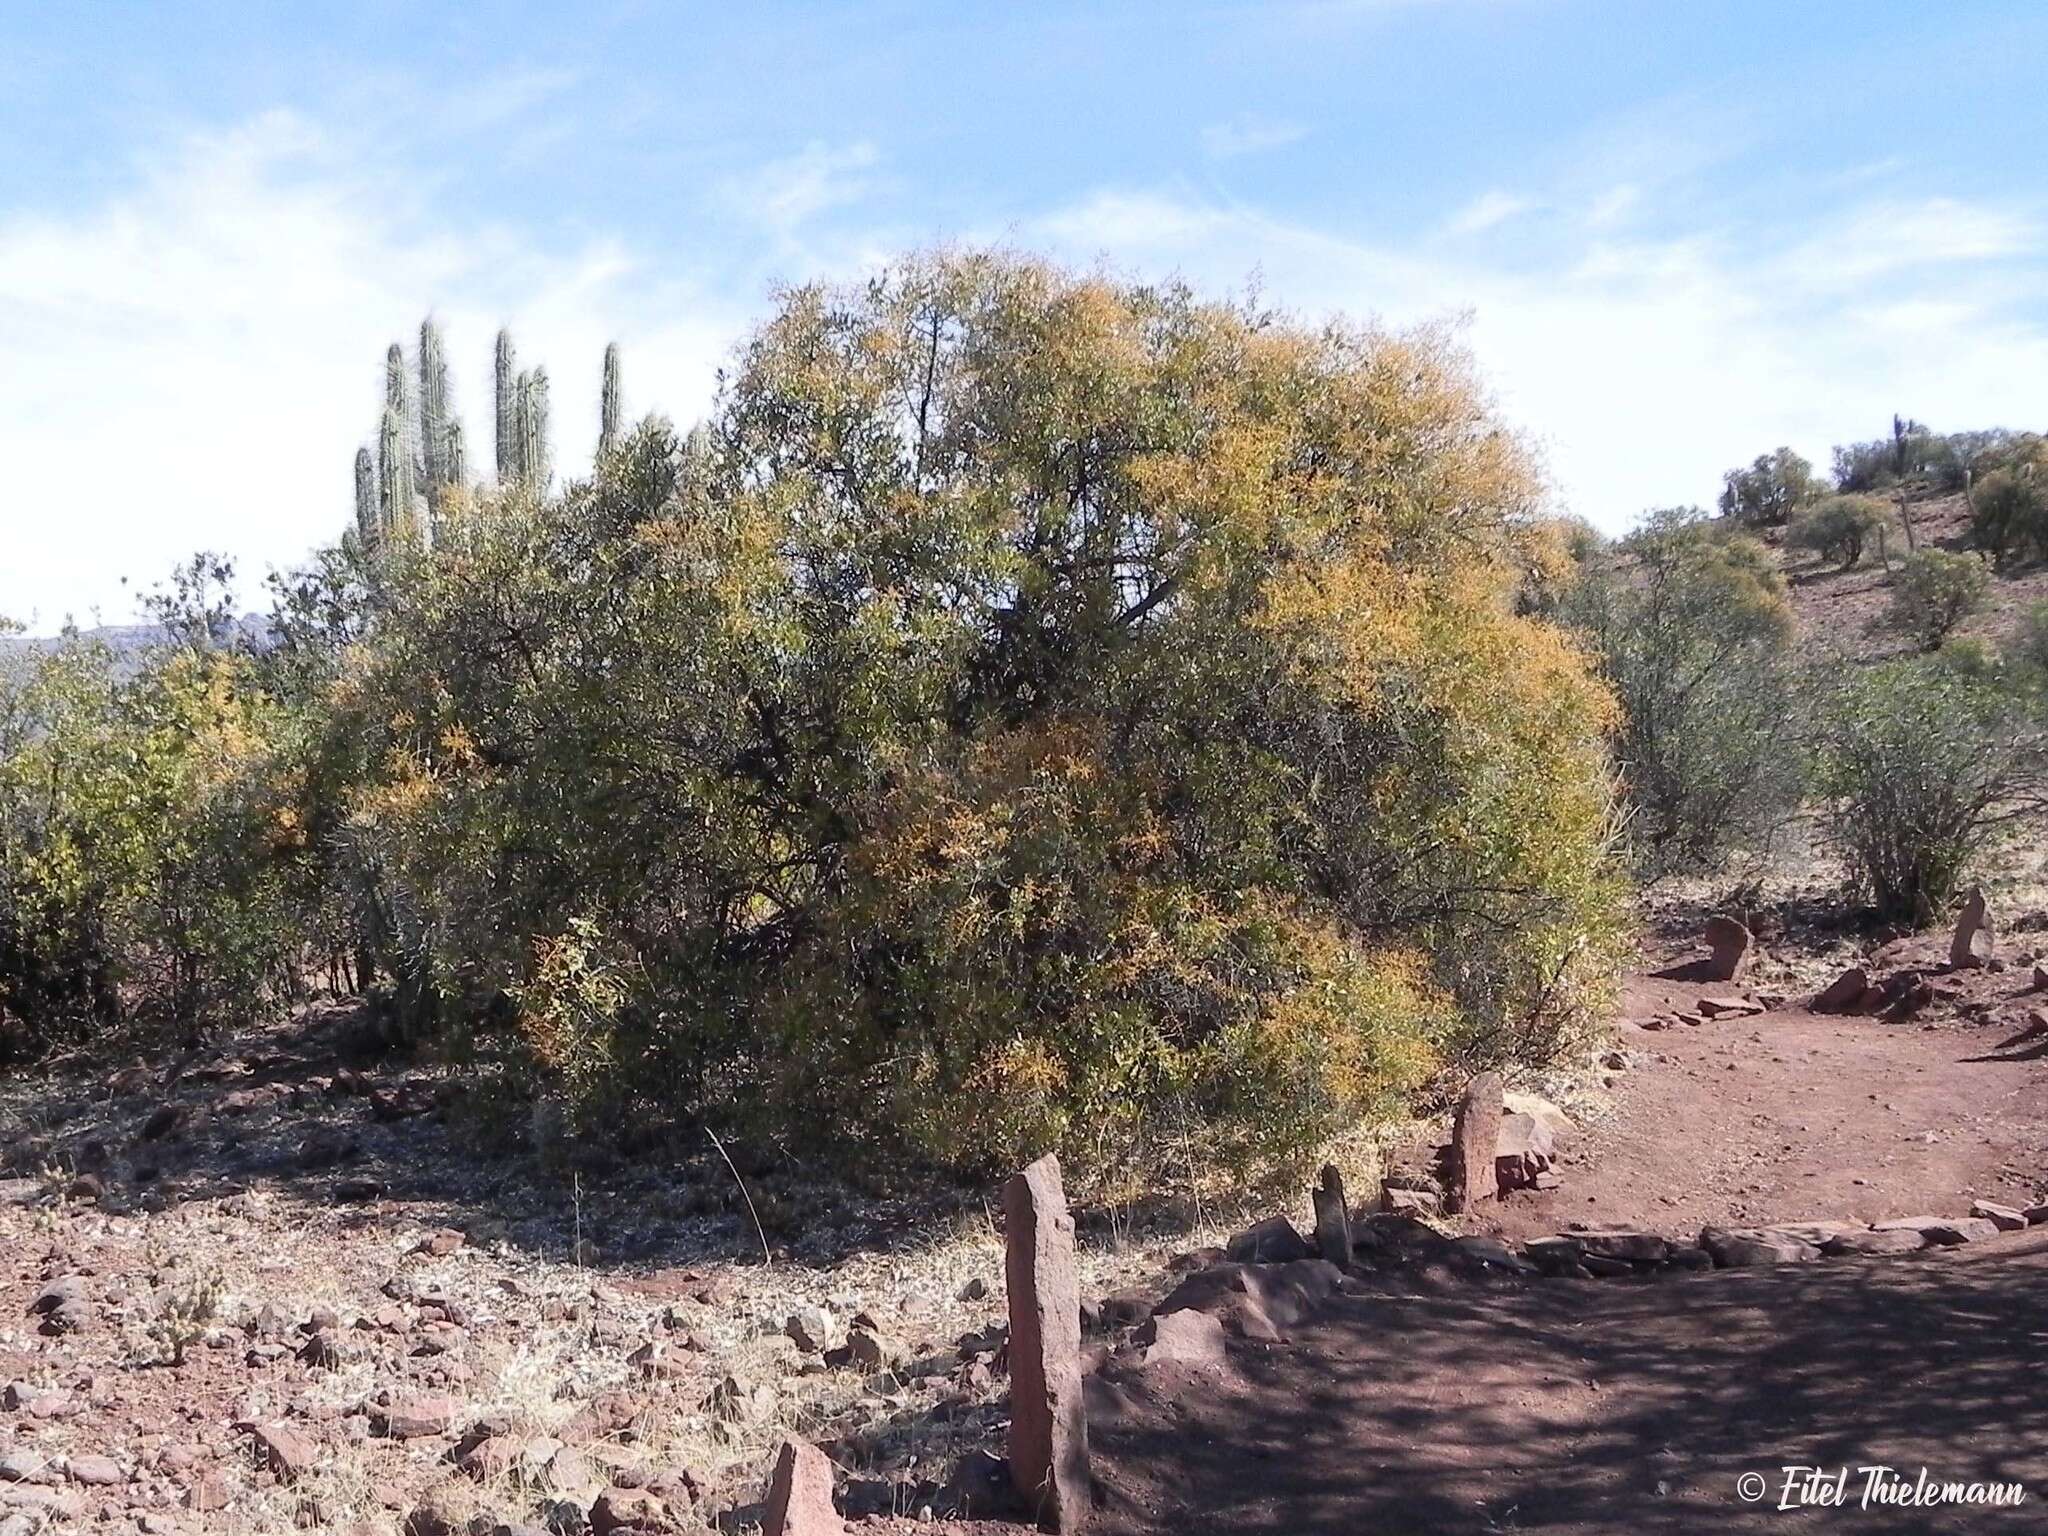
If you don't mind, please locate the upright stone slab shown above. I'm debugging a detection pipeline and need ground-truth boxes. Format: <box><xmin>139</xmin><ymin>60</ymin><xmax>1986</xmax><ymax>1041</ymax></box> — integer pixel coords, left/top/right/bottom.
<box><xmin>1700</xmin><ymin>915</ymin><xmax>1753</xmax><ymax>982</ymax></box>
<box><xmin>1311</xmin><ymin>1164</ymin><xmax>1352</xmax><ymax>1267</ymax></box>
<box><xmin>764</xmin><ymin>1437</ymin><xmax>844</xmax><ymax>1536</ymax></box>
<box><xmin>1004</xmin><ymin>1153</ymin><xmax>1091</xmax><ymax>1531</ymax></box>
<box><xmin>1448</xmin><ymin>1071</ymin><xmax>1503</xmax><ymax>1213</ymax></box>
<box><xmin>1950</xmin><ymin>887</ymin><xmax>1992</xmax><ymax>968</ymax></box>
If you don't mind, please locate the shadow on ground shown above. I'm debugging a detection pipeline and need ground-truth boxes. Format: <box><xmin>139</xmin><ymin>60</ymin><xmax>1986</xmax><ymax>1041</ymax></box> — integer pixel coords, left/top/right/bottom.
<box><xmin>1085</xmin><ymin>1236</ymin><xmax>2048</xmax><ymax>1534</ymax></box>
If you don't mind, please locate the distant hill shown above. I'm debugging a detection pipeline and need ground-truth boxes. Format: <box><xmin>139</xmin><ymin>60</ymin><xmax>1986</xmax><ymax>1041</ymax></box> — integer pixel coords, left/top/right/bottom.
<box><xmin>1761</xmin><ymin>490</ymin><xmax>2042</xmax><ymax>668</ymax></box>
<box><xmin>0</xmin><ymin>616</ymin><xmax>272</xmax><ymax>678</ymax></box>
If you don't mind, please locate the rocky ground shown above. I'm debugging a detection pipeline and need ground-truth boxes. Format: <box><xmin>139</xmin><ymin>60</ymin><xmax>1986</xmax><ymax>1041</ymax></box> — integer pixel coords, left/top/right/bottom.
<box><xmin>3</xmin><ymin>884</ymin><xmax>2047</xmax><ymax>1535</ymax></box>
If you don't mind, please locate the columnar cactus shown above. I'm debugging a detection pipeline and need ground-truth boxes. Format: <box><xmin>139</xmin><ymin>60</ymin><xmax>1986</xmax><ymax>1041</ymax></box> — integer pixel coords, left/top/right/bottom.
<box><xmin>354</xmin><ymin>447</ymin><xmax>378</xmax><ymax>552</ymax></box>
<box><xmin>515</xmin><ymin>366</ymin><xmax>552</xmax><ymax>487</ymax></box>
<box><xmin>443</xmin><ymin>418</ymin><xmax>467</xmax><ymax>491</ymax></box>
<box><xmin>599</xmin><ymin>342</ymin><xmax>621</xmax><ymax>457</ymax></box>
<box><xmin>418</xmin><ymin>319</ymin><xmax>452</xmax><ymax>491</ymax></box>
<box><xmin>494</xmin><ymin>328</ymin><xmax>517</xmax><ymax>481</ymax></box>
<box><xmin>378</xmin><ymin>407</ymin><xmax>416</xmax><ymax>545</ymax></box>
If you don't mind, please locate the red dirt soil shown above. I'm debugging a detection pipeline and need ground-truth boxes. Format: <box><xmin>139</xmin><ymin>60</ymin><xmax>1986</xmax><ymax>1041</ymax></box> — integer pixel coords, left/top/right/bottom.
<box><xmin>1034</xmin><ymin>963</ymin><xmax>2048</xmax><ymax>1535</ymax></box>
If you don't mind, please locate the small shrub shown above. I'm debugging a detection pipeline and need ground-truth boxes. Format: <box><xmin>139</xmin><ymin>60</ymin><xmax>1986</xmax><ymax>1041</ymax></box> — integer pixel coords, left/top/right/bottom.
<box><xmin>1789</xmin><ymin>495</ymin><xmax>1894</xmax><ymax>569</ymax></box>
<box><xmin>146</xmin><ymin>1267</ymin><xmax>225</xmax><ymax>1366</ymax></box>
<box><xmin>2011</xmin><ymin>601</ymin><xmax>2048</xmax><ymax>676</ymax></box>
<box><xmin>1815</xmin><ymin>660</ymin><xmax>2047</xmax><ymax>924</ymax></box>
<box><xmin>1969</xmin><ymin>468</ymin><xmax>2048</xmax><ymax>568</ymax></box>
<box><xmin>1885</xmin><ymin>550</ymin><xmax>1989</xmax><ymax>652</ymax></box>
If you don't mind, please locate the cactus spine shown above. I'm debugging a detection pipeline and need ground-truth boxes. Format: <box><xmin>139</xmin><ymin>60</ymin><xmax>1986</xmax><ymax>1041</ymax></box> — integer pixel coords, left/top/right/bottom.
<box><xmin>494</xmin><ymin>328</ymin><xmax>517</xmax><ymax>481</ymax></box>
<box><xmin>599</xmin><ymin>342</ymin><xmax>621</xmax><ymax>457</ymax></box>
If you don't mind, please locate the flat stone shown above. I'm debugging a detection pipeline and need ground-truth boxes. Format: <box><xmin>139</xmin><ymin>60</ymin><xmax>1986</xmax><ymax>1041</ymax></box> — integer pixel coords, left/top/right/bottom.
<box><xmin>372</xmin><ymin>1393</ymin><xmax>460</xmax><ymax>1439</ymax></box>
<box><xmin>1760</xmin><ymin>1221</ymin><xmax>1863</xmax><ymax>1246</ymax></box>
<box><xmin>1697</xmin><ymin>995</ymin><xmax>1762</xmax><ymax>1018</ymax></box>
<box><xmin>245</xmin><ymin>1420</ymin><xmax>317</xmax><ymax>1481</ymax></box>
<box><xmin>1379</xmin><ymin>1183</ymin><xmax>1440</xmax><ymax>1218</ymax></box>
<box><xmin>1572</xmin><ymin>1229</ymin><xmax>1668</xmax><ymax>1265</ymax></box>
<box><xmin>1873</xmin><ymin>1215</ymin><xmax>2001</xmax><ymax>1246</ymax></box>
<box><xmin>1133</xmin><ymin>1308</ymin><xmax>1226</xmax><ymax>1368</ymax></box>
<box><xmin>64</xmin><ymin>1455</ymin><xmax>123</xmax><ymax>1487</ymax></box>
<box><xmin>762</xmin><ymin>1437</ymin><xmax>844</xmax><ymax>1536</ymax></box>
<box><xmin>1970</xmin><ymin>1200</ymin><xmax>2028</xmax><ymax>1232</ymax></box>
<box><xmin>1824</xmin><ymin>1228</ymin><xmax>1928</xmax><ymax>1257</ymax></box>
<box><xmin>1701</xmin><ymin>1227</ymin><xmax>1820</xmax><ymax>1266</ymax></box>
<box><xmin>1003</xmin><ymin>1153</ymin><xmax>1092</xmax><ymax>1531</ymax></box>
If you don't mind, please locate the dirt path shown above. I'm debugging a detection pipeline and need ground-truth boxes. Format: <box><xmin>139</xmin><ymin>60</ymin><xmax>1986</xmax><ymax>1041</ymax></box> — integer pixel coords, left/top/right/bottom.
<box><xmin>1477</xmin><ymin>972</ymin><xmax>2048</xmax><ymax>1245</ymax></box>
<box><xmin>1067</xmin><ymin>968</ymin><xmax>2048</xmax><ymax>1534</ymax></box>
<box><xmin>1085</xmin><ymin>1232</ymin><xmax>2048</xmax><ymax>1534</ymax></box>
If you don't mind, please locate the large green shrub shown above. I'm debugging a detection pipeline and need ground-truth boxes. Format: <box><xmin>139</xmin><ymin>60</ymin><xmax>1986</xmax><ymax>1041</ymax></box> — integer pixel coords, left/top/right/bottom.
<box><xmin>1718</xmin><ymin>447</ymin><xmax>1820</xmax><ymax>527</ymax></box>
<box><xmin>1815</xmin><ymin>659</ymin><xmax>2046</xmax><ymax>923</ymax></box>
<box><xmin>1789</xmin><ymin>495</ymin><xmax>1894</xmax><ymax>569</ymax></box>
<box><xmin>1885</xmin><ymin>550</ymin><xmax>1990</xmax><ymax>651</ymax></box>
<box><xmin>1557</xmin><ymin>509</ymin><xmax>1805</xmax><ymax>876</ymax></box>
<box><xmin>0</xmin><ymin>632</ymin><xmax>298</xmax><ymax>1055</ymax></box>
<box><xmin>1969</xmin><ymin>468</ymin><xmax>2048</xmax><ymax>568</ymax></box>
<box><xmin>323</xmin><ymin>251</ymin><xmax>1630</xmax><ymax>1189</ymax></box>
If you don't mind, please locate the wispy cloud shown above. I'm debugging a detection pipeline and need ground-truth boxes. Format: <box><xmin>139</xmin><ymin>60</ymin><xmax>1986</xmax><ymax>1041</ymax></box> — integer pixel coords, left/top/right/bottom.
<box><xmin>1785</xmin><ymin>197</ymin><xmax>2037</xmax><ymax>282</ymax></box>
<box><xmin>1201</xmin><ymin>116</ymin><xmax>1308</xmax><ymax>159</ymax></box>
<box><xmin>1447</xmin><ymin>188</ymin><xmax>1536</xmax><ymax>235</ymax></box>
<box><xmin>736</xmin><ymin>140</ymin><xmax>883</xmax><ymax>236</ymax></box>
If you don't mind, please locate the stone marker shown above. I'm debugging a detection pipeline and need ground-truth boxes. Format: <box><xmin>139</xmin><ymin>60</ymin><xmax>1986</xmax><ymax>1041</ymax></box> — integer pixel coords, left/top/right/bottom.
<box><xmin>1700</xmin><ymin>915</ymin><xmax>1753</xmax><ymax>982</ymax></box>
<box><xmin>763</xmin><ymin>1438</ymin><xmax>844</xmax><ymax>1536</ymax></box>
<box><xmin>1950</xmin><ymin>887</ymin><xmax>1992</xmax><ymax>968</ymax></box>
<box><xmin>1005</xmin><ymin>1153</ymin><xmax>1091</xmax><ymax>1531</ymax></box>
<box><xmin>1310</xmin><ymin>1165</ymin><xmax>1352</xmax><ymax>1267</ymax></box>
<box><xmin>1448</xmin><ymin>1071</ymin><xmax>1503</xmax><ymax>1214</ymax></box>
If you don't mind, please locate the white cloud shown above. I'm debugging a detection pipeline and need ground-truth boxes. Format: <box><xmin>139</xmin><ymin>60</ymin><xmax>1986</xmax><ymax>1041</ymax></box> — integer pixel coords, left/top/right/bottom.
<box><xmin>7</xmin><ymin>107</ymin><xmax>2044</xmax><ymax>631</ymax></box>
<box><xmin>1447</xmin><ymin>189</ymin><xmax>1536</xmax><ymax>235</ymax></box>
<box><xmin>1023</xmin><ymin>186</ymin><xmax>2048</xmax><ymax>533</ymax></box>
<box><xmin>1201</xmin><ymin>116</ymin><xmax>1308</xmax><ymax>159</ymax></box>
<box><xmin>0</xmin><ymin>112</ymin><xmax>737</xmax><ymax>629</ymax></box>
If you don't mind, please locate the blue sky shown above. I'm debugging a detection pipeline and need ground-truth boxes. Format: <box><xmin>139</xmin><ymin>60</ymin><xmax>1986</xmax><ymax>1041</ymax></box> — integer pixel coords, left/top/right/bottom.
<box><xmin>4</xmin><ymin>0</ymin><xmax>2046</xmax><ymax>628</ymax></box>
